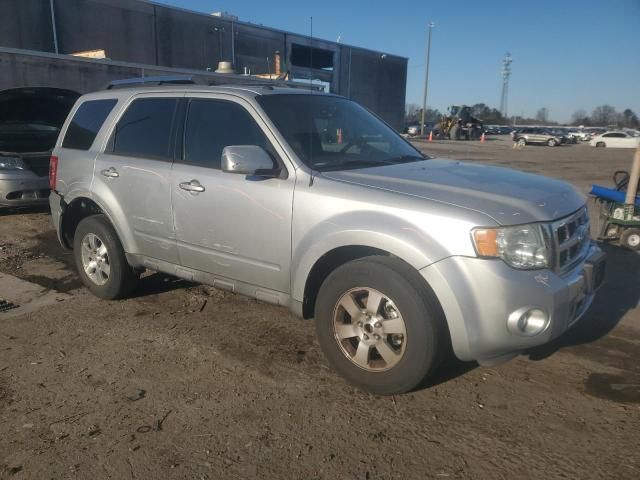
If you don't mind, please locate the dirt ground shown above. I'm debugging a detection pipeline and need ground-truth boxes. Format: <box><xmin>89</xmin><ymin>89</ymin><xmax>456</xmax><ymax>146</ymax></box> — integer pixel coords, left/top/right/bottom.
<box><xmin>1</xmin><ymin>138</ymin><xmax>639</xmax><ymax>479</ymax></box>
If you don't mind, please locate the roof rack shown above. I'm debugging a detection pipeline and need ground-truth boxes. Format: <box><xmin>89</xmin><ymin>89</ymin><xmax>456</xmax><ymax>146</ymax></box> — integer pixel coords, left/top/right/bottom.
<box><xmin>106</xmin><ymin>75</ymin><xmax>200</xmax><ymax>89</ymax></box>
<box><xmin>105</xmin><ymin>75</ymin><xmax>324</xmax><ymax>92</ymax></box>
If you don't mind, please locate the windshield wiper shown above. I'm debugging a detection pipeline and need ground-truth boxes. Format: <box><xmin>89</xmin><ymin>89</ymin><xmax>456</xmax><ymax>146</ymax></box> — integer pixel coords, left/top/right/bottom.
<box><xmin>386</xmin><ymin>154</ymin><xmax>427</xmax><ymax>164</ymax></box>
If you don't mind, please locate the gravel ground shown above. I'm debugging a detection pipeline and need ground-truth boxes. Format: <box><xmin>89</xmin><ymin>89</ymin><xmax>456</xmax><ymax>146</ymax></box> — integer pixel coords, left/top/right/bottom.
<box><xmin>1</xmin><ymin>138</ymin><xmax>639</xmax><ymax>479</ymax></box>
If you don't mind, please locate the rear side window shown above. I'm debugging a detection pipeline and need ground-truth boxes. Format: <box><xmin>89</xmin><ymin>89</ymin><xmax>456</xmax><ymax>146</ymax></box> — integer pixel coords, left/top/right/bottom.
<box><xmin>112</xmin><ymin>98</ymin><xmax>178</xmax><ymax>159</ymax></box>
<box><xmin>183</xmin><ymin>99</ymin><xmax>273</xmax><ymax>169</ymax></box>
<box><xmin>62</xmin><ymin>99</ymin><xmax>117</xmax><ymax>150</ymax></box>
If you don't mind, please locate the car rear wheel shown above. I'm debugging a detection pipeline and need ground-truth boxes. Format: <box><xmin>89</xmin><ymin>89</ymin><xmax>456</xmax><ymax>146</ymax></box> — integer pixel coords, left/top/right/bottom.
<box><xmin>314</xmin><ymin>256</ymin><xmax>446</xmax><ymax>395</ymax></box>
<box><xmin>596</xmin><ymin>142</ymin><xmax>606</xmax><ymax>148</ymax></box>
<box><xmin>547</xmin><ymin>138</ymin><xmax>557</xmax><ymax>147</ymax></box>
<box><xmin>73</xmin><ymin>214</ymin><xmax>138</xmax><ymax>299</ymax></box>
<box><xmin>621</xmin><ymin>228</ymin><xmax>640</xmax><ymax>251</ymax></box>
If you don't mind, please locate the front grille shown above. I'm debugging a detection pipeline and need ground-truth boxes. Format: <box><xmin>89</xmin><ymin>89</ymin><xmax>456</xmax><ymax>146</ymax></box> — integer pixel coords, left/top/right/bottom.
<box><xmin>21</xmin><ymin>154</ymin><xmax>51</xmax><ymax>177</ymax></box>
<box><xmin>552</xmin><ymin>208</ymin><xmax>590</xmax><ymax>272</ymax></box>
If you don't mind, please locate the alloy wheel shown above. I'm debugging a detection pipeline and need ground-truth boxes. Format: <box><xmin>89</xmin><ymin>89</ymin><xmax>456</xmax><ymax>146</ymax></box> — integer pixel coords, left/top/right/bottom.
<box><xmin>332</xmin><ymin>287</ymin><xmax>407</xmax><ymax>372</ymax></box>
<box><xmin>80</xmin><ymin>233</ymin><xmax>111</xmax><ymax>286</ymax></box>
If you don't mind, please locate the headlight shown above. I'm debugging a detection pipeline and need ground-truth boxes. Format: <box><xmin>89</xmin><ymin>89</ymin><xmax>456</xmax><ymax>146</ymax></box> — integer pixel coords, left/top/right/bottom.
<box><xmin>472</xmin><ymin>224</ymin><xmax>551</xmax><ymax>269</ymax></box>
<box><xmin>0</xmin><ymin>156</ymin><xmax>26</xmax><ymax>170</ymax></box>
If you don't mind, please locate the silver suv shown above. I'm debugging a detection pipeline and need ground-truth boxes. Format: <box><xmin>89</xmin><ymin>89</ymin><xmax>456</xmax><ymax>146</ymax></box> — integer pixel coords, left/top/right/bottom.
<box><xmin>49</xmin><ymin>84</ymin><xmax>605</xmax><ymax>394</ymax></box>
<box><xmin>514</xmin><ymin>127</ymin><xmax>562</xmax><ymax>147</ymax></box>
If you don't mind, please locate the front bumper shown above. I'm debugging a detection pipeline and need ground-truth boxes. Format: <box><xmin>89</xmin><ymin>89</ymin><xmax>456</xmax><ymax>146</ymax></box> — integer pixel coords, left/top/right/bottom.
<box><xmin>421</xmin><ymin>244</ymin><xmax>605</xmax><ymax>363</ymax></box>
<box><xmin>0</xmin><ymin>170</ymin><xmax>50</xmax><ymax>206</ymax></box>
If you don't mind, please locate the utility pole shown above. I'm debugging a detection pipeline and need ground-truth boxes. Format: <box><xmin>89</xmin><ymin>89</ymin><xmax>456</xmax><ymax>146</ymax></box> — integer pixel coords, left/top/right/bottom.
<box><xmin>420</xmin><ymin>22</ymin><xmax>435</xmax><ymax>137</ymax></box>
<box><xmin>500</xmin><ymin>52</ymin><xmax>512</xmax><ymax>119</ymax></box>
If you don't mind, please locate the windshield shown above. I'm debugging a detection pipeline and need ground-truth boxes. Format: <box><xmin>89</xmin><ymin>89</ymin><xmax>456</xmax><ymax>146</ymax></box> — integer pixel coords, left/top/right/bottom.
<box><xmin>257</xmin><ymin>94</ymin><xmax>426</xmax><ymax>172</ymax></box>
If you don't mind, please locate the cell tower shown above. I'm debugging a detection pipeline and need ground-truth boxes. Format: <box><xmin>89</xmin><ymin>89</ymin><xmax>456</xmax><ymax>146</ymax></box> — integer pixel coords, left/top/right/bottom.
<box><xmin>499</xmin><ymin>53</ymin><xmax>512</xmax><ymax>118</ymax></box>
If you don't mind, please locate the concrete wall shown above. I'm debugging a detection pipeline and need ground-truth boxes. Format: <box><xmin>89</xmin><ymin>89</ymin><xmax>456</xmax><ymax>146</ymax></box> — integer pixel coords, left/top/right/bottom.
<box><xmin>0</xmin><ymin>49</ymin><xmax>281</xmax><ymax>95</ymax></box>
<box><xmin>0</xmin><ymin>0</ymin><xmax>408</xmax><ymax>129</ymax></box>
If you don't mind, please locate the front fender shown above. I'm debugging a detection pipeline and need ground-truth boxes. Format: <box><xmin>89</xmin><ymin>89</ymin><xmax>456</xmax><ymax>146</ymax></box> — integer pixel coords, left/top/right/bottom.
<box><xmin>291</xmin><ymin>211</ymin><xmax>453</xmax><ymax>303</ymax></box>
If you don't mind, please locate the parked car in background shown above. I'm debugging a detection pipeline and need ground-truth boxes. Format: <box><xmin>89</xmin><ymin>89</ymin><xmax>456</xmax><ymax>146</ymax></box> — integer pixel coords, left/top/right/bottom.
<box><xmin>545</xmin><ymin>128</ymin><xmax>573</xmax><ymax>144</ymax></box>
<box><xmin>49</xmin><ymin>82</ymin><xmax>604</xmax><ymax>395</ymax></box>
<box><xmin>510</xmin><ymin>127</ymin><xmax>524</xmax><ymax>140</ymax></box>
<box><xmin>513</xmin><ymin>127</ymin><xmax>562</xmax><ymax>146</ymax></box>
<box><xmin>586</xmin><ymin>127</ymin><xmax>606</xmax><ymax>139</ymax></box>
<box><xmin>407</xmin><ymin>123</ymin><xmax>435</xmax><ymax>137</ymax></box>
<box><xmin>567</xmin><ymin>129</ymin><xmax>590</xmax><ymax>142</ymax></box>
<box><xmin>622</xmin><ymin>129</ymin><xmax>640</xmax><ymax>137</ymax></box>
<box><xmin>590</xmin><ymin>131</ymin><xmax>640</xmax><ymax>148</ymax></box>
<box><xmin>0</xmin><ymin>87</ymin><xmax>80</xmax><ymax>207</ymax></box>
<box><xmin>498</xmin><ymin>126</ymin><xmax>513</xmax><ymax>135</ymax></box>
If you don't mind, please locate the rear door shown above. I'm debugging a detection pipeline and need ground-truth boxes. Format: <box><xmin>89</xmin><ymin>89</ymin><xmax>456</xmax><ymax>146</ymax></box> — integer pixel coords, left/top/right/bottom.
<box><xmin>93</xmin><ymin>93</ymin><xmax>182</xmax><ymax>264</ymax></box>
<box><xmin>170</xmin><ymin>94</ymin><xmax>295</xmax><ymax>293</ymax></box>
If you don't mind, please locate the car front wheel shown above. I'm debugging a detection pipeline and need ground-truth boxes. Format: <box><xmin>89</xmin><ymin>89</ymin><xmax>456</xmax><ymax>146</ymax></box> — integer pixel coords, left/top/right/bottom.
<box><xmin>315</xmin><ymin>256</ymin><xmax>446</xmax><ymax>395</ymax></box>
<box><xmin>517</xmin><ymin>138</ymin><xmax>526</xmax><ymax>146</ymax></box>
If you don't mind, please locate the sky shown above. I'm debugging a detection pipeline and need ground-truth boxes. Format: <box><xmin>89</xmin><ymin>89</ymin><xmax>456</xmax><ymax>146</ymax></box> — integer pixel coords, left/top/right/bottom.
<box><xmin>157</xmin><ymin>0</ymin><xmax>640</xmax><ymax>123</ymax></box>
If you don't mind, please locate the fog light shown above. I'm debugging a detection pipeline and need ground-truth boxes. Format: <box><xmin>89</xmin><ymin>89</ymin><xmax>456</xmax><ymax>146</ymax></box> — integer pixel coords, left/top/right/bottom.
<box><xmin>507</xmin><ymin>307</ymin><xmax>549</xmax><ymax>336</ymax></box>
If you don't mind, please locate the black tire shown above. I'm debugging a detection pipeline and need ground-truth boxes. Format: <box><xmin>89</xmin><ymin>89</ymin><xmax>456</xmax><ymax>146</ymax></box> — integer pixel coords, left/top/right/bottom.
<box><xmin>73</xmin><ymin>214</ymin><xmax>138</xmax><ymax>299</ymax></box>
<box><xmin>596</xmin><ymin>142</ymin><xmax>606</xmax><ymax>148</ymax></box>
<box><xmin>621</xmin><ymin>228</ymin><xmax>640</xmax><ymax>251</ymax></box>
<box><xmin>314</xmin><ymin>256</ymin><xmax>447</xmax><ymax>395</ymax></box>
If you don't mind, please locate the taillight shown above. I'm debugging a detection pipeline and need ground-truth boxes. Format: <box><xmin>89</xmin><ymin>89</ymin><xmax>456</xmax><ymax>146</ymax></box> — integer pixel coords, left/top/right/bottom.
<box><xmin>49</xmin><ymin>155</ymin><xmax>58</xmax><ymax>190</ymax></box>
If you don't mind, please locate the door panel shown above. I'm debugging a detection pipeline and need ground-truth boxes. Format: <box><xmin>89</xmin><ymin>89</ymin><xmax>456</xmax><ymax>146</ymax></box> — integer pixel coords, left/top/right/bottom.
<box><xmin>94</xmin><ymin>153</ymin><xmax>177</xmax><ymax>262</ymax></box>
<box><xmin>171</xmin><ymin>96</ymin><xmax>294</xmax><ymax>293</ymax></box>
<box><xmin>172</xmin><ymin>166</ymin><xmax>293</xmax><ymax>291</ymax></box>
<box><xmin>92</xmin><ymin>94</ymin><xmax>181</xmax><ymax>264</ymax></box>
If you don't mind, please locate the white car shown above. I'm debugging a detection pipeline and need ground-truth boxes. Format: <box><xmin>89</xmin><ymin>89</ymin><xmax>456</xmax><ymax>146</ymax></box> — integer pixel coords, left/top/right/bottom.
<box><xmin>590</xmin><ymin>131</ymin><xmax>640</xmax><ymax>148</ymax></box>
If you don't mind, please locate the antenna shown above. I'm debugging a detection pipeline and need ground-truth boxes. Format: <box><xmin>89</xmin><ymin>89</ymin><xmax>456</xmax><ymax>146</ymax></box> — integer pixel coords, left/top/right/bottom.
<box><xmin>500</xmin><ymin>52</ymin><xmax>512</xmax><ymax>119</ymax></box>
<box><xmin>308</xmin><ymin>16</ymin><xmax>316</xmax><ymax>186</ymax></box>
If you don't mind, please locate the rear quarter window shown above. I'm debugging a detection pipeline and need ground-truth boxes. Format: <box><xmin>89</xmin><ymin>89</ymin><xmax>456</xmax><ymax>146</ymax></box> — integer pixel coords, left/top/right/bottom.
<box><xmin>62</xmin><ymin>99</ymin><xmax>118</xmax><ymax>150</ymax></box>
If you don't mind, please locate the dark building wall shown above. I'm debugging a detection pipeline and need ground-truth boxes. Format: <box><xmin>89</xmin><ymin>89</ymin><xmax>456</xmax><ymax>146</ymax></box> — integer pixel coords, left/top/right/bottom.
<box><xmin>234</xmin><ymin>24</ymin><xmax>286</xmax><ymax>76</ymax></box>
<box><xmin>154</xmin><ymin>5</ymin><xmax>232</xmax><ymax>70</ymax></box>
<box><xmin>0</xmin><ymin>49</ymin><xmax>286</xmax><ymax>94</ymax></box>
<box><xmin>341</xmin><ymin>47</ymin><xmax>407</xmax><ymax>130</ymax></box>
<box><xmin>0</xmin><ymin>0</ymin><xmax>408</xmax><ymax>130</ymax></box>
<box><xmin>0</xmin><ymin>0</ymin><xmax>55</xmax><ymax>52</ymax></box>
<box><xmin>54</xmin><ymin>0</ymin><xmax>157</xmax><ymax>64</ymax></box>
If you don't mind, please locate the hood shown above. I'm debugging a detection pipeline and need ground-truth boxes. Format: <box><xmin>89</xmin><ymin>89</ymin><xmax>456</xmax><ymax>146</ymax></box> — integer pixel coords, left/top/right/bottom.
<box><xmin>322</xmin><ymin>158</ymin><xmax>585</xmax><ymax>225</ymax></box>
<box><xmin>0</xmin><ymin>87</ymin><xmax>80</xmax><ymax>153</ymax></box>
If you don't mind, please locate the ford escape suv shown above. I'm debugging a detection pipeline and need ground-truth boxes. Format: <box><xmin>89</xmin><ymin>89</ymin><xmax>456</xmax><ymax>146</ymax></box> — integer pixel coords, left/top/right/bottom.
<box><xmin>49</xmin><ymin>84</ymin><xmax>605</xmax><ymax>395</ymax></box>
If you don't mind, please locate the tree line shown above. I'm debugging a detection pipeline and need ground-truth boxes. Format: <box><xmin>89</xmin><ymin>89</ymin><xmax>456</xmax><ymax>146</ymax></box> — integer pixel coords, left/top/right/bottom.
<box><xmin>570</xmin><ymin>106</ymin><xmax>639</xmax><ymax>128</ymax></box>
<box><xmin>406</xmin><ymin>103</ymin><xmax>639</xmax><ymax>128</ymax></box>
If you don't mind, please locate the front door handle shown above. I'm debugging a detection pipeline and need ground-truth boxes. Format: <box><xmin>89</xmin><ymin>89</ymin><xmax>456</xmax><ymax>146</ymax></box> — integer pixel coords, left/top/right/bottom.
<box><xmin>101</xmin><ymin>167</ymin><xmax>119</xmax><ymax>178</ymax></box>
<box><xmin>179</xmin><ymin>179</ymin><xmax>205</xmax><ymax>193</ymax></box>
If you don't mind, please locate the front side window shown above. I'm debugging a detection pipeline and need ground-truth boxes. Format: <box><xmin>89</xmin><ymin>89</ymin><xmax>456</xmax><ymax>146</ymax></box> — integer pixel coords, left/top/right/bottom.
<box><xmin>63</xmin><ymin>99</ymin><xmax>117</xmax><ymax>150</ymax></box>
<box><xmin>183</xmin><ymin>99</ymin><xmax>272</xmax><ymax>169</ymax></box>
<box><xmin>112</xmin><ymin>98</ymin><xmax>178</xmax><ymax>159</ymax></box>
<box><xmin>257</xmin><ymin>94</ymin><xmax>424</xmax><ymax>172</ymax></box>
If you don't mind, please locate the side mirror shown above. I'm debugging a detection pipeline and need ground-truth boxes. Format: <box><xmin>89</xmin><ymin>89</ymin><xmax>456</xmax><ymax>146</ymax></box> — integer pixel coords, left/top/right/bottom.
<box><xmin>221</xmin><ymin>145</ymin><xmax>279</xmax><ymax>177</ymax></box>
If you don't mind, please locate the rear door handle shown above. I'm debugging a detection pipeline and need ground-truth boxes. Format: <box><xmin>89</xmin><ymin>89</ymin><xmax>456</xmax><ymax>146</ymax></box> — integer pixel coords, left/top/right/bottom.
<box><xmin>179</xmin><ymin>179</ymin><xmax>205</xmax><ymax>193</ymax></box>
<box><xmin>101</xmin><ymin>167</ymin><xmax>119</xmax><ymax>178</ymax></box>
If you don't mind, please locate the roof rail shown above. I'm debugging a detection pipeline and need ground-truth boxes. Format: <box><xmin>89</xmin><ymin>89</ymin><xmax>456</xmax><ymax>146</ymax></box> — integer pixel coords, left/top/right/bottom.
<box><xmin>220</xmin><ymin>81</ymin><xmax>324</xmax><ymax>91</ymax></box>
<box><xmin>106</xmin><ymin>75</ymin><xmax>200</xmax><ymax>89</ymax></box>
<box><xmin>105</xmin><ymin>75</ymin><xmax>325</xmax><ymax>92</ymax></box>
